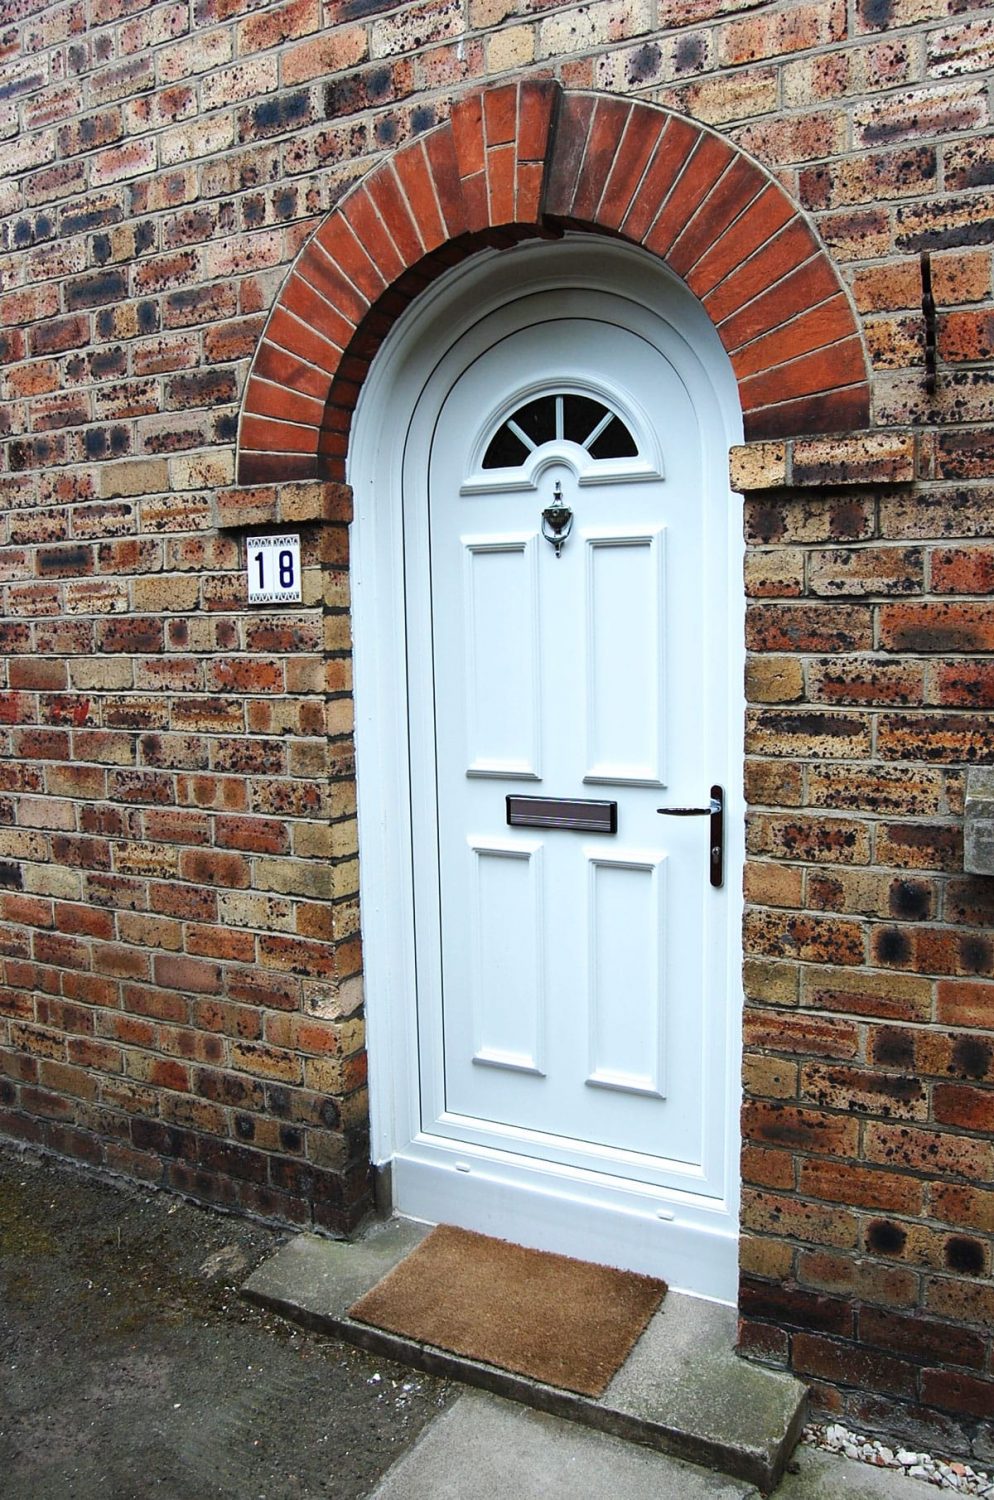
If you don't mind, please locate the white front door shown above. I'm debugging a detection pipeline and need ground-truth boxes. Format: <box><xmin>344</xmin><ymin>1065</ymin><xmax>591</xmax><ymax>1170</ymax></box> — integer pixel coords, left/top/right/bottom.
<box><xmin>352</xmin><ymin>243</ymin><xmax>743</xmax><ymax>1302</ymax></box>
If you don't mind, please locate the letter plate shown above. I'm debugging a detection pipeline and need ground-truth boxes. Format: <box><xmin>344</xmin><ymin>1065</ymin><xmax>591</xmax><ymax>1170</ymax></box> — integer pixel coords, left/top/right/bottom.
<box><xmin>506</xmin><ymin>795</ymin><xmax>617</xmax><ymax>833</ymax></box>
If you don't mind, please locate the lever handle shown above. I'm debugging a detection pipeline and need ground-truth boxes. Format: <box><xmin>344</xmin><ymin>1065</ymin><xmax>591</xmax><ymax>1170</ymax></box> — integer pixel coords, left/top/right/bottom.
<box><xmin>657</xmin><ymin>785</ymin><xmax>723</xmax><ymax>888</ymax></box>
<box><xmin>655</xmin><ymin>800</ymin><xmax>720</xmax><ymax>816</ymax></box>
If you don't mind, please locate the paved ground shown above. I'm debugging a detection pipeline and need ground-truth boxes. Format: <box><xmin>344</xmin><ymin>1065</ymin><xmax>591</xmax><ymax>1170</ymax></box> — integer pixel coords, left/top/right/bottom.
<box><xmin>0</xmin><ymin>1148</ymin><xmax>450</xmax><ymax>1498</ymax></box>
<box><xmin>0</xmin><ymin>1146</ymin><xmax>942</xmax><ymax>1500</ymax></box>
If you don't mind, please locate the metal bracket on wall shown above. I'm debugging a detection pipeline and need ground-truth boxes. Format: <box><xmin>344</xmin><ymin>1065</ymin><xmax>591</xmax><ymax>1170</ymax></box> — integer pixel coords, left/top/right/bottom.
<box><xmin>921</xmin><ymin>250</ymin><xmax>937</xmax><ymax>397</ymax></box>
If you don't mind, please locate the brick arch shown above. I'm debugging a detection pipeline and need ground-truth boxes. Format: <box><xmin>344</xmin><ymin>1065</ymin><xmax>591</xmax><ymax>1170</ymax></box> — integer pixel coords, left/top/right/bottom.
<box><xmin>237</xmin><ymin>81</ymin><xmax>870</xmax><ymax>487</ymax></box>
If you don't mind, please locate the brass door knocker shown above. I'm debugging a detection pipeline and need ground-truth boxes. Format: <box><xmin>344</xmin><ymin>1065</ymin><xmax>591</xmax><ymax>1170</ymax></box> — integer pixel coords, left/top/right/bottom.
<box><xmin>541</xmin><ymin>482</ymin><xmax>573</xmax><ymax>558</ymax></box>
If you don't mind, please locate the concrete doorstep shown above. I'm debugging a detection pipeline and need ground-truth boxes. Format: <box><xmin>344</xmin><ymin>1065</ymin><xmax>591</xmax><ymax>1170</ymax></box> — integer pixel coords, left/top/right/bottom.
<box><xmin>241</xmin><ymin>1220</ymin><xmax>808</xmax><ymax>1492</ymax></box>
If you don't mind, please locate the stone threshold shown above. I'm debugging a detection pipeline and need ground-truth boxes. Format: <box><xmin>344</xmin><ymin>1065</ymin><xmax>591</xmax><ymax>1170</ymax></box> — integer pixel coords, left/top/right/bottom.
<box><xmin>241</xmin><ymin>1219</ymin><xmax>807</xmax><ymax>1493</ymax></box>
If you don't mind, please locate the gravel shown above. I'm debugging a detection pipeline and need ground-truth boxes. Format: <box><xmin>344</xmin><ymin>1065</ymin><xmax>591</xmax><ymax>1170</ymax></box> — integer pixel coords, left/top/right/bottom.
<box><xmin>805</xmin><ymin>1423</ymin><xmax>994</xmax><ymax>1497</ymax></box>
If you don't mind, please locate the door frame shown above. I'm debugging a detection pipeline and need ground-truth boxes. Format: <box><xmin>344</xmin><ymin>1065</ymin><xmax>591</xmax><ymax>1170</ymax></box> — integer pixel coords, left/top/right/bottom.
<box><xmin>348</xmin><ymin>236</ymin><xmax>746</xmax><ymax>1301</ymax></box>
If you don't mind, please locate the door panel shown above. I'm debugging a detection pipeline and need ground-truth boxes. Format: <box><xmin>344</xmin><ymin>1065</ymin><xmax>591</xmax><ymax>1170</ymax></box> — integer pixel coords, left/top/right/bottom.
<box><xmin>584</xmin><ymin>528</ymin><xmax>666</xmax><ymax>784</ymax></box>
<box><xmin>586</xmin><ymin>850</ymin><xmax>666</xmax><ymax>1098</ymax></box>
<box><xmin>462</xmin><ymin>535</ymin><xmax>542</xmax><ymax>779</ymax></box>
<box><xmin>468</xmin><ymin>837</ymin><xmax>545</xmax><ymax>1076</ymax></box>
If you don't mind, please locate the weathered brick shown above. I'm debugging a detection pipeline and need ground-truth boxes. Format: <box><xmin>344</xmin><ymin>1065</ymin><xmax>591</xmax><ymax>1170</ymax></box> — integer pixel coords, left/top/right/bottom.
<box><xmin>808</xmin><ymin>547</ymin><xmax>923</xmax><ymax>598</ymax></box>
<box><xmin>746</xmin><ymin>710</ymin><xmax>872</xmax><ymax>760</ymax></box>
<box><xmin>747</xmin><ymin>604</ymin><xmax>873</xmax><ymax>653</ymax></box>
<box><xmin>792</xmin><ymin>1333</ymin><xmax>919</xmax><ymax>1400</ymax></box>
<box><xmin>742</xmin><ymin>1189</ymin><xmax>858</xmax><ymax>1250</ymax></box>
<box><xmin>865</xmin><ymin>1121</ymin><xmax>994</xmax><ymax>1182</ymax></box>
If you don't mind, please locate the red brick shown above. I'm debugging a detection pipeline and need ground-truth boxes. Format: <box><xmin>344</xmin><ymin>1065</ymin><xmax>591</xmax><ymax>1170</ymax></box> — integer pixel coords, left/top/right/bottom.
<box><xmin>920</xmin><ymin>1369</ymin><xmax>994</xmax><ymax>1421</ymax></box>
<box><xmin>596</xmin><ymin>105</ymin><xmax>667</xmax><ymax>232</ymax></box>
<box><xmin>240</xmin><ymin>414</ymin><xmax>320</xmax><ymax>458</ymax></box>
<box><xmin>341</xmin><ymin>185</ymin><xmax>405</xmax><ymax>286</ymax></box>
<box><xmin>740</xmin><ymin>335</ymin><xmax>865</xmax><ymax>412</ymax></box>
<box><xmin>295</xmin><ymin>243</ymin><xmax>369</xmax><ymax>328</ymax></box>
<box><xmin>800</xmin><ymin>1160</ymin><xmax>923</xmax><ymax>1216</ymax></box>
<box><xmin>516</xmin><ymin>77</ymin><xmax>557</xmax><ymax>163</ymax></box>
<box><xmin>669</xmin><ymin>156</ymin><xmax>768</xmax><ymax>278</ymax></box>
<box><xmin>422</xmin><ymin>122</ymin><xmax>470</xmax><ymax>238</ymax></box>
<box><xmin>482</xmin><ymin>81</ymin><xmax>515</xmax><ymax>146</ymax></box>
<box><xmin>265</xmin><ymin>305</ymin><xmax>342</xmax><ymax>376</ymax></box>
<box><xmin>881</xmin><ymin>602</ymin><xmax>994</xmax><ymax>653</ymax></box>
<box><xmin>178</xmin><ymin>849</ymin><xmax>251</xmax><ymax>889</ymax></box>
<box><xmin>280</xmin><ymin>269</ymin><xmax>356</xmax><ymax>349</ymax></box>
<box><xmin>314</xmin><ymin>213</ymin><xmax>386</xmax><ymax>307</ymax></box>
<box><xmin>704</xmin><ymin>217</ymin><xmax>821</xmax><ymax>329</ymax></box>
<box><xmin>865</xmin><ymin>1121</ymin><xmax>994</xmax><ymax>1181</ymax></box>
<box><xmin>933</xmin><ymin>1083</ymin><xmax>994</xmax><ymax>1132</ymax></box>
<box><xmin>541</xmin><ymin>91</ymin><xmax>595</xmax><ymax>220</ymax></box>
<box><xmin>613</xmin><ymin>109</ymin><xmax>693</xmax><ymax>240</ymax></box>
<box><xmin>792</xmin><ymin>1333</ymin><xmax>919</xmax><ymax>1400</ymax></box>
<box><xmin>645</xmin><ymin>133</ymin><xmax>735</xmax><ymax>260</ymax></box>
<box><xmin>936</xmin><ymin>980</ymin><xmax>994</xmax><ymax>1030</ymax></box>
<box><xmin>566</xmin><ymin>96</ymin><xmax>629</xmax><ymax>223</ymax></box>
<box><xmin>747</xmin><ymin>603</ymin><xmax>873</xmax><ymax>653</ymax></box>
<box><xmin>486</xmin><ymin>142</ymin><xmax>515</xmax><ymax>225</ymax></box>
<box><xmin>364</xmin><ymin>160</ymin><xmax>425</xmax><ymax>266</ymax></box>
<box><xmin>393</xmin><ymin>141</ymin><xmax>446</xmax><ymax>252</ymax></box>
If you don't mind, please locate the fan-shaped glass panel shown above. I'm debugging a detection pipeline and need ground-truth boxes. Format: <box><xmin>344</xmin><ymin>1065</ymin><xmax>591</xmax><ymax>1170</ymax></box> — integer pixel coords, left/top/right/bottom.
<box><xmin>482</xmin><ymin>393</ymin><xmax>638</xmax><ymax>470</ymax></box>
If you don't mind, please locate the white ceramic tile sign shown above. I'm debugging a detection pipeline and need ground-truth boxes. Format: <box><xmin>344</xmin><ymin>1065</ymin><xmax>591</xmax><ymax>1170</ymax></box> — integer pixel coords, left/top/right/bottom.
<box><xmin>247</xmin><ymin>534</ymin><xmax>302</xmax><ymax>604</ymax></box>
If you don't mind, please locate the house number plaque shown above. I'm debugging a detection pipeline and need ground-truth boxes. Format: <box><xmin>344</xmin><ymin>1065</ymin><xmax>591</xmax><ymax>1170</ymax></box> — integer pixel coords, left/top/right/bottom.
<box><xmin>247</xmin><ymin>534</ymin><xmax>302</xmax><ymax>604</ymax></box>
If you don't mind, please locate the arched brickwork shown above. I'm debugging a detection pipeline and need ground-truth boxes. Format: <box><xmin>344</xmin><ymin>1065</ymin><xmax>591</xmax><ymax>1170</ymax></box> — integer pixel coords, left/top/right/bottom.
<box><xmin>236</xmin><ymin>81</ymin><xmax>870</xmax><ymax>488</ymax></box>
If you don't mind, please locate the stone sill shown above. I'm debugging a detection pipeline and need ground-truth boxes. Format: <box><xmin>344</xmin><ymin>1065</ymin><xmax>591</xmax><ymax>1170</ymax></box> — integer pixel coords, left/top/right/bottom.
<box><xmin>214</xmin><ymin>480</ymin><xmax>353</xmax><ymax>531</ymax></box>
<box><xmin>729</xmin><ymin>432</ymin><xmax>918</xmax><ymax>494</ymax></box>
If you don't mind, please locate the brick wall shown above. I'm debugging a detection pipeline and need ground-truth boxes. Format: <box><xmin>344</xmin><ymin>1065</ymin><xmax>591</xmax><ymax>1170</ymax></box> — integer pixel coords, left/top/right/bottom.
<box><xmin>0</xmin><ymin>470</ymin><xmax>369</xmax><ymax>1231</ymax></box>
<box><xmin>734</xmin><ymin>429</ymin><xmax>994</xmax><ymax>1458</ymax></box>
<box><xmin>735</xmin><ymin>434</ymin><xmax>994</xmax><ymax>1456</ymax></box>
<box><xmin>1</xmin><ymin>0</ymin><xmax>993</xmax><ymax>1452</ymax></box>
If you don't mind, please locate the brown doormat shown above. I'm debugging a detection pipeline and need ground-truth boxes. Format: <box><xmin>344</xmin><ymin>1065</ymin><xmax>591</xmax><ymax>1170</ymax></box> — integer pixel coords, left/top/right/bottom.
<box><xmin>348</xmin><ymin>1224</ymin><xmax>666</xmax><ymax>1398</ymax></box>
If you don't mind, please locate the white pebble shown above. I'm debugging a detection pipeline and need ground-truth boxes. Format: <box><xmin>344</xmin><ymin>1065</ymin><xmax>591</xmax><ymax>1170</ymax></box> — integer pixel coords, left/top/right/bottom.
<box><xmin>804</xmin><ymin>1423</ymin><xmax>993</xmax><ymax>1497</ymax></box>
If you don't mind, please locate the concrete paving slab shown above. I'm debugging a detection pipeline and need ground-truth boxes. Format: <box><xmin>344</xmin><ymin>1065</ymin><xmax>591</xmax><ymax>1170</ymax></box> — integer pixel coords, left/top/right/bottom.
<box><xmin>242</xmin><ymin>1221</ymin><xmax>808</xmax><ymax>1492</ymax></box>
<box><xmin>368</xmin><ymin>1390</ymin><xmax>761</xmax><ymax>1500</ymax></box>
<box><xmin>367</xmin><ymin>1396</ymin><xmax>948</xmax><ymax>1500</ymax></box>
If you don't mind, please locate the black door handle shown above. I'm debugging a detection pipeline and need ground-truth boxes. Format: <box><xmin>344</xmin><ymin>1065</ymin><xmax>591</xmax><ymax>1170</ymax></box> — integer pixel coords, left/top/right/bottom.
<box><xmin>657</xmin><ymin>785</ymin><xmax>723</xmax><ymax>888</ymax></box>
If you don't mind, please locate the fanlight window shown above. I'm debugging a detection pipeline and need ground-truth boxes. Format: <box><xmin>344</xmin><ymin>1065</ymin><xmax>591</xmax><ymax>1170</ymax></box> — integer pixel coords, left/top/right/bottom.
<box><xmin>482</xmin><ymin>393</ymin><xmax>638</xmax><ymax>470</ymax></box>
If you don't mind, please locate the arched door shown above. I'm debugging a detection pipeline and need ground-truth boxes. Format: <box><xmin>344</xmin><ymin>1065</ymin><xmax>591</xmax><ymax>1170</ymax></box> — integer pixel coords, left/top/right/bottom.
<box><xmin>351</xmin><ymin>242</ymin><xmax>744</xmax><ymax>1301</ymax></box>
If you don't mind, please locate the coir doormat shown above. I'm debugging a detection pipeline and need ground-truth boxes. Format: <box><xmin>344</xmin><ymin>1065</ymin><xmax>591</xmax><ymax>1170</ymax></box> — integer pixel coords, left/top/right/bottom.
<box><xmin>347</xmin><ymin>1224</ymin><xmax>666</xmax><ymax>1398</ymax></box>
